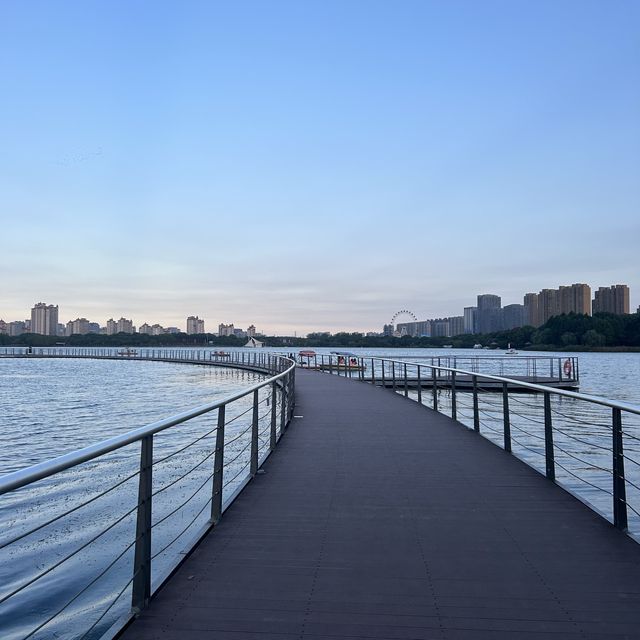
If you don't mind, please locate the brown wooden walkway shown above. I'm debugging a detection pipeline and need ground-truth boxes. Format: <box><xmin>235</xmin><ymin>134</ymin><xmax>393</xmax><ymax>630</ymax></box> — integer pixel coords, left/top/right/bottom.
<box><xmin>119</xmin><ymin>369</ymin><xmax>640</xmax><ymax>639</ymax></box>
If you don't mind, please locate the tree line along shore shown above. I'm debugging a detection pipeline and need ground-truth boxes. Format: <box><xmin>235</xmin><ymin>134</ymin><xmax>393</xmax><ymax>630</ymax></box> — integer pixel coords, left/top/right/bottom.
<box><xmin>1</xmin><ymin>312</ymin><xmax>639</xmax><ymax>352</ymax></box>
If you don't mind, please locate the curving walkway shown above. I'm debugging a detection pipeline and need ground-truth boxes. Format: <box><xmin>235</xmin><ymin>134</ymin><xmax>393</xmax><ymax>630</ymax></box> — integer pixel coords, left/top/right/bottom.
<box><xmin>119</xmin><ymin>368</ymin><xmax>640</xmax><ymax>639</ymax></box>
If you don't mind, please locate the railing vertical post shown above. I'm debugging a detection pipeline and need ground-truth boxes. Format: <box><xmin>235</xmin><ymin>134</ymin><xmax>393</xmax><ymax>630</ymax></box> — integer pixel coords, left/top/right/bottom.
<box><xmin>451</xmin><ymin>371</ymin><xmax>457</xmax><ymax>420</ymax></box>
<box><xmin>250</xmin><ymin>390</ymin><xmax>259</xmax><ymax>476</ymax></box>
<box><xmin>502</xmin><ymin>382</ymin><xmax>511</xmax><ymax>453</ymax></box>
<box><xmin>211</xmin><ymin>406</ymin><xmax>225</xmax><ymax>524</ymax></box>
<box><xmin>392</xmin><ymin>361</ymin><xmax>396</xmax><ymax>392</ymax></box>
<box><xmin>543</xmin><ymin>392</ymin><xmax>555</xmax><ymax>481</ymax></box>
<box><xmin>432</xmin><ymin>367</ymin><xmax>438</xmax><ymax>411</ymax></box>
<box><xmin>371</xmin><ymin>358</ymin><xmax>375</xmax><ymax>385</ymax></box>
<box><xmin>280</xmin><ymin>380</ymin><xmax>287</xmax><ymax>434</ymax></box>
<box><xmin>132</xmin><ymin>435</ymin><xmax>153</xmax><ymax>612</ymax></box>
<box><xmin>403</xmin><ymin>363</ymin><xmax>408</xmax><ymax>397</ymax></box>
<box><xmin>381</xmin><ymin>360</ymin><xmax>386</xmax><ymax>388</ymax></box>
<box><xmin>472</xmin><ymin>375</ymin><xmax>479</xmax><ymax>432</ymax></box>
<box><xmin>289</xmin><ymin>370</ymin><xmax>295</xmax><ymax>419</ymax></box>
<box><xmin>270</xmin><ymin>382</ymin><xmax>278</xmax><ymax>450</ymax></box>
<box><xmin>417</xmin><ymin>365</ymin><xmax>422</xmax><ymax>405</ymax></box>
<box><xmin>612</xmin><ymin>408</ymin><xmax>628</xmax><ymax>531</ymax></box>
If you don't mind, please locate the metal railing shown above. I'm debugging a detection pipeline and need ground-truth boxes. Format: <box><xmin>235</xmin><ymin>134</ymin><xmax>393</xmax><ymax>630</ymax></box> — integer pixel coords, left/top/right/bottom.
<box><xmin>0</xmin><ymin>346</ymin><xmax>284</xmax><ymax>372</ymax></box>
<box><xmin>295</xmin><ymin>352</ymin><xmax>580</xmax><ymax>388</ymax></box>
<box><xmin>0</xmin><ymin>351</ymin><xmax>296</xmax><ymax>640</ymax></box>
<box><xmin>314</xmin><ymin>353</ymin><xmax>640</xmax><ymax>538</ymax></box>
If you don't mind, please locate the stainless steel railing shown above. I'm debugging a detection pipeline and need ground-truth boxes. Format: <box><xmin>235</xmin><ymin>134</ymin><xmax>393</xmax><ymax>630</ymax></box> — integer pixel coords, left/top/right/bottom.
<box><xmin>313</xmin><ymin>353</ymin><xmax>640</xmax><ymax>538</ymax></box>
<box><xmin>0</xmin><ymin>351</ymin><xmax>296</xmax><ymax>640</ymax></box>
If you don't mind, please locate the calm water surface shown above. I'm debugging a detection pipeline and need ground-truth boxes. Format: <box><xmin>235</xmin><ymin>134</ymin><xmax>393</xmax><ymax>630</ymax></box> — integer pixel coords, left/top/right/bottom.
<box><xmin>0</xmin><ymin>348</ymin><xmax>639</xmax><ymax>639</ymax></box>
<box><xmin>0</xmin><ymin>356</ymin><xmax>271</xmax><ymax>640</ymax></box>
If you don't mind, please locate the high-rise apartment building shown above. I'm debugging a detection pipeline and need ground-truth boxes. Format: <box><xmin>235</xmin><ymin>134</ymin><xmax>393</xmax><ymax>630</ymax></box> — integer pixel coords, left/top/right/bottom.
<box><xmin>523</xmin><ymin>293</ymin><xmax>541</xmax><ymax>327</ymax></box>
<box><xmin>117</xmin><ymin>318</ymin><xmax>134</xmax><ymax>334</ymax></box>
<box><xmin>66</xmin><ymin>318</ymin><xmax>91</xmax><ymax>336</ymax></box>
<box><xmin>186</xmin><ymin>316</ymin><xmax>205</xmax><ymax>334</ymax></box>
<box><xmin>31</xmin><ymin>302</ymin><xmax>59</xmax><ymax>336</ymax></box>
<box><xmin>106</xmin><ymin>317</ymin><xmax>134</xmax><ymax>334</ymax></box>
<box><xmin>476</xmin><ymin>294</ymin><xmax>502</xmax><ymax>333</ymax></box>
<box><xmin>593</xmin><ymin>285</ymin><xmax>630</xmax><ymax>315</ymax></box>
<box><xmin>0</xmin><ymin>320</ymin><xmax>6</xmax><ymax>335</ymax></box>
<box><xmin>9</xmin><ymin>321</ymin><xmax>26</xmax><ymax>336</ymax></box>
<box><xmin>218</xmin><ymin>323</ymin><xmax>235</xmax><ymax>337</ymax></box>
<box><xmin>448</xmin><ymin>316</ymin><xmax>465</xmax><ymax>336</ymax></box>
<box><xmin>396</xmin><ymin>322</ymin><xmax>417</xmax><ymax>337</ymax></box>
<box><xmin>558</xmin><ymin>283</ymin><xmax>591</xmax><ymax>315</ymax></box>
<box><xmin>247</xmin><ymin>325</ymin><xmax>257</xmax><ymax>337</ymax></box>
<box><xmin>538</xmin><ymin>289</ymin><xmax>559</xmax><ymax>324</ymax></box>
<box><xmin>106</xmin><ymin>319</ymin><xmax>118</xmax><ymax>335</ymax></box>
<box><xmin>463</xmin><ymin>307</ymin><xmax>477</xmax><ymax>334</ymax></box>
<box><xmin>431</xmin><ymin>318</ymin><xmax>451</xmax><ymax>337</ymax></box>
<box><xmin>502</xmin><ymin>304</ymin><xmax>525</xmax><ymax>330</ymax></box>
<box><xmin>138</xmin><ymin>323</ymin><xmax>153</xmax><ymax>335</ymax></box>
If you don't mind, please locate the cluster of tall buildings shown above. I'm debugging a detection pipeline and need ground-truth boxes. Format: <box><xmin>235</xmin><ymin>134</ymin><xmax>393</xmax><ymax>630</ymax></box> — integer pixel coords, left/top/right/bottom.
<box><xmin>521</xmin><ymin>283</ymin><xmax>629</xmax><ymax>328</ymax></box>
<box><xmin>390</xmin><ymin>283</ymin><xmax>632</xmax><ymax>338</ymax></box>
<box><xmin>218</xmin><ymin>323</ymin><xmax>257</xmax><ymax>338</ymax></box>
<box><xmin>0</xmin><ymin>303</ymin><xmax>262</xmax><ymax>339</ymax></box>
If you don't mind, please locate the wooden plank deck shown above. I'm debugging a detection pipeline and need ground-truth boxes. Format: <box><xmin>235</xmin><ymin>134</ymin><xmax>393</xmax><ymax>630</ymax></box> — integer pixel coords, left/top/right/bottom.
<box><xmin>118</xmin><ymin>369</ymin><xmax>640</xmax><ymax>639</ymax></box>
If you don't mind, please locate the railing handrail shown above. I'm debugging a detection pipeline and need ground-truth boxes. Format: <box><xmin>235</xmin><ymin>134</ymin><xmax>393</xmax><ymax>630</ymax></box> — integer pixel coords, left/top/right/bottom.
<box><xmin>364</xmin><ymin>355</ymin><xmax>640</xmax><ymax>415</ymax></box>
<box><xmin>0</xmin><ymin>356</ymin><xmax>296</xmax><ymax>495</ymax></box>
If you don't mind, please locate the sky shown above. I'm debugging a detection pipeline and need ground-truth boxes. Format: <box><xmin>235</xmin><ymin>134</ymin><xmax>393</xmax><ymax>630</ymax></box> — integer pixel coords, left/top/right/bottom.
<box><xmin>1</xmin><ymin>0</ymin><xmax>638</xmax><ymax>335</ymax></box>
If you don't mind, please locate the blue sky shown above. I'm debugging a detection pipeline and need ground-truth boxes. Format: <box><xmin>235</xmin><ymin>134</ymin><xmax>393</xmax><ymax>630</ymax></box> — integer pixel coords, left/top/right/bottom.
<box><xmin>1</xmin><ymin>0</ymin><xmax>638</xmax><ymax>334</ymax></box>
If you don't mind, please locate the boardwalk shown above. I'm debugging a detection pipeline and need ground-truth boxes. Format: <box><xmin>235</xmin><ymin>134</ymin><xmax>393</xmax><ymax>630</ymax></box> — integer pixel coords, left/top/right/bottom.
<box><xmin>120</xmin><ymin>369</ymin><xmax>640</xmax><ymax>639</ymax></box>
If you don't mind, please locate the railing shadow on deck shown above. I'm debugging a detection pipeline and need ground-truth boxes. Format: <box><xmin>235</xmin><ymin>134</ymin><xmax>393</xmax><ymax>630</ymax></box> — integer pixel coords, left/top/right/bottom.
<box><xmin>0</xmin><ymin>350</ymin><xmax>295</xmax><ymax>640</ymax></box>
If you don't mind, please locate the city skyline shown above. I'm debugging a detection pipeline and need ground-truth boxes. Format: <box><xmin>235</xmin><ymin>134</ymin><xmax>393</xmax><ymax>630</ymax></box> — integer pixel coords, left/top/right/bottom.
<box><xmin>1</xmin><ymin>2</ymin><xmax>638</xmax><ymax>333</ymax></box>
<box><xmin>1</xmin><ymin>279</ymin><xmax>634</xmax><ymax>337</ymax></box>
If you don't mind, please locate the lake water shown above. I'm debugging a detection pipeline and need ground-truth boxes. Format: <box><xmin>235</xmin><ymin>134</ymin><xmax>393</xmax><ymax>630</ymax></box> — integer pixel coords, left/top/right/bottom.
<box><xmin>0</xmin><ymin>347</ymin><xmax>639</xmax><ymax>639</ymax></box>
<box><xmin>0</xmin><ymin>356</ymin><xmax>272</xmax><ymax>640</ymax></box>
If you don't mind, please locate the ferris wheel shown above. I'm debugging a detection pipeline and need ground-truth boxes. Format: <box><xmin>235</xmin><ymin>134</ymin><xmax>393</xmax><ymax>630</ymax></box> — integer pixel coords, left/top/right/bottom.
<box><xmin>390</xmin><ymin>310</ymin><xmax>418</xmax><ymax>328</ymax></box>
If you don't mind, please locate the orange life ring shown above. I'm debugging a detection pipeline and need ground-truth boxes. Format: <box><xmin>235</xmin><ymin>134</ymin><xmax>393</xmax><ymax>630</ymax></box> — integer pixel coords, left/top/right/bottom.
<box><xmin>563</xmin><ymin>359</ymin><xmax>572</xmax><ymax>377</ymax></box>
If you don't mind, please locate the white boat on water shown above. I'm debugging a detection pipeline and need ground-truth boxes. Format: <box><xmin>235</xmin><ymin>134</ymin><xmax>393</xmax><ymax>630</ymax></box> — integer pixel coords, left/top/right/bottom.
<box><xmin>505</xmin><ymin>343</ymin><xmax>518</xmax><ymax>355</ymax></box>
<box><xmin>473</xmin><ymin>344</ymin><xmax>482</xmax><ymax>349</ymax></box>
